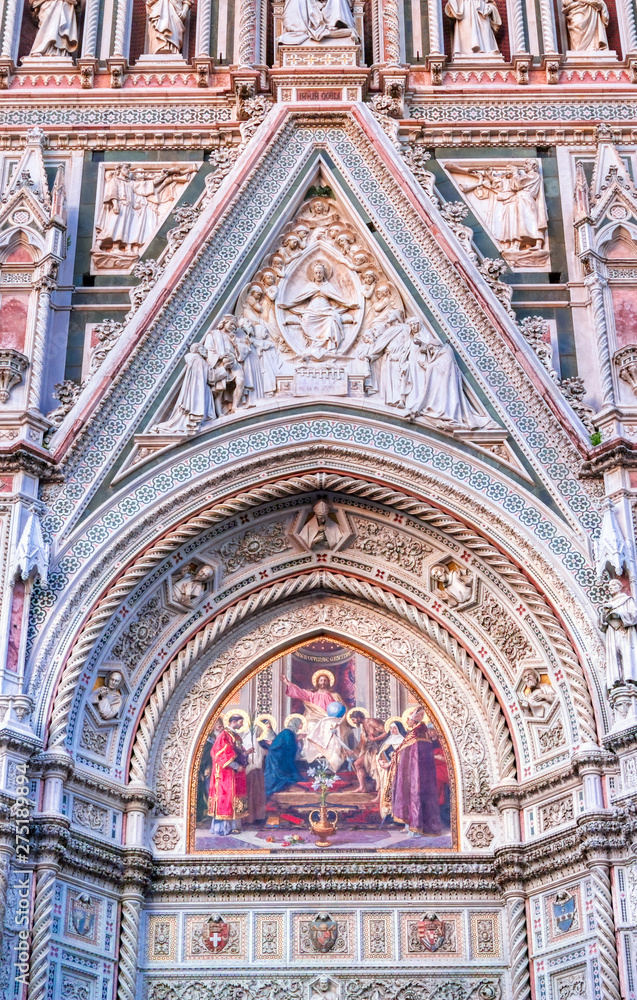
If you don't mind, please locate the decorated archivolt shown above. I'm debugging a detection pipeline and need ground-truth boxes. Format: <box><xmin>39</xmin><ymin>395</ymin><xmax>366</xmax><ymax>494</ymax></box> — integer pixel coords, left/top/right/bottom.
<box><xmin>151</xmin><ymin>187</ymin><xmax>496</xmax><ymax>435</ymax></box>
<box><xmin>60</xmin><ymin>488</ymin><xmax>593</xmax><ymax>813</ymax></box>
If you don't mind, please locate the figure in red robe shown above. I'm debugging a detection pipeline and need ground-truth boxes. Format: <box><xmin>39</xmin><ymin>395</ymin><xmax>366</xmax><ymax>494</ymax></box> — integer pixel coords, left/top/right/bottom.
<box><xmin>386</xmin><ymin>706</ymin><xmax>442</xmax><ymax>836</ymax></box>
<box><xmin>208</xmin><ymin>715</ymin><xmax>251</xmax><ymax>835</ymax></box>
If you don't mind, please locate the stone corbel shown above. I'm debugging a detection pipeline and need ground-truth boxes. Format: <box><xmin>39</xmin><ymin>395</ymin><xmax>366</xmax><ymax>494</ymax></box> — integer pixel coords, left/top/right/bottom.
<box><xmin>193</xmin><ymin>56</ymin><xmax>212</xmax><ymax>87</ymax></box>
<box><xmin>543</xmin><ymin>55</ymin><xmax>560</xmax><ymax>83</ymax></box>
<box><xmin>0</xmin><ymin>348</ymin><xmax>28</xmax><ymax>404</ymax></box>
<box><xmin>77</xmin><ymin>56</ymin><xmax>97</xmax><ymax>88</ymax></box>
<box><xmin>513</xmin><ymin>54</ymin><xmax>531</xmax><ymax>84</ymax></box>
<box><xmin>107</xmin><ymin>56</ymin><xmax>126</xmax><ymax>88</ymax></box>
<box><xmin>425</xmin><ymin>53</ymin><xmax>445</xmax><ymax>85</ymax></box>
<box><xmin>0</xmin><ymin>60</ymin><xmax>12</xmax><ymax>88</ymax></box>
<box><xmin>614</xmin><ymin>345</ymin><xmax>637</xmax><ymax>398</ymax></box>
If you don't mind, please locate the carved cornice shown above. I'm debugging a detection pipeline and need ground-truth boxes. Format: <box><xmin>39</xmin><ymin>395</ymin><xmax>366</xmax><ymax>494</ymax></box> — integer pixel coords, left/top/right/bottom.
<box><xmin>0</xmin><ymin>444</ymin><xmax>61</xmax><ymax>480</ymax></box>
<box><xmin>602</xmin><ymin>722</ymin><xmax>637</xmax><ymax>753</ymax></box>
<box><xmin>580</xmin><ymin>440</ymin><xmax>637</xmax><ymax>476</ymax></box>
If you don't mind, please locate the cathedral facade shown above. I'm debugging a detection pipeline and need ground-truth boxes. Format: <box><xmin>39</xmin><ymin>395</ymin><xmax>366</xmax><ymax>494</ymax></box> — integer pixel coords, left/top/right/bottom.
<box><xmin>1</xmin><ymin>0</ymin><xmax>637</xmax><ymax>997</ymax></box>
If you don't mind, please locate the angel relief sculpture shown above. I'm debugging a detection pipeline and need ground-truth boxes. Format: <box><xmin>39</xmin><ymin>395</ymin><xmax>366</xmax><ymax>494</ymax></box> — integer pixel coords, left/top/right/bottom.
<box><xmin>151</xmin><ymin>193</ymin><xmax>495</xmax><ymax>436</ymax></box>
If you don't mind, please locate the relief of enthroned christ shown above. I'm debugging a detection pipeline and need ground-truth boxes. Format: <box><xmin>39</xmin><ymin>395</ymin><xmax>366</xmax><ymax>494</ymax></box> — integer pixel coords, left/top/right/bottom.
<box><xmin>279</xmin><ymin>0</ymin><xmax>359</xmax><ymax>44</ymax></box>
<box><xmin>279</xmin><ymin>259</ymin><xmax>358</xmax><ymax>360</ymax></box>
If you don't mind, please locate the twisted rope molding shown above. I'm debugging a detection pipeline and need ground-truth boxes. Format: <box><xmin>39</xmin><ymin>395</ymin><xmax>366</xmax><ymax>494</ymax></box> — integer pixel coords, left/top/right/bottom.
<box><xmin>47</xmin><ymin>472</ymin><xmax>596</xmax><ymax>751</ymax></box>
<box><xmin>507</xmin><ymin>896</ymin><xmax>531</xmax><ymax>1000</ymax></box>
<box><xmin>592</xmin><ymin>866</ymin><xmax>621</xmax><ymax>1000</ymax></box>
<box><xmin>116</xmin><ymin>898</ymin><xmax>142</xmax><ymax>1000</ymax></box>
<box><xmin>27</xmin><ymin>868</ymin><xmax>56</xmax><ymax>1000</ymax></box>
<box><xmin>130</xmin><ymin>570</ymin><xmax>516</xmax><ymax>785</ymax></box>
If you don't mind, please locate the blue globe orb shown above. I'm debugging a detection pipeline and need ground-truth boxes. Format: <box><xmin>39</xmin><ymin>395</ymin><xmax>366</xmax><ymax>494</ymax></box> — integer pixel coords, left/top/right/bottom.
<box><xmin>326</xmin><ymin>701</ymin><xmax>346</xmax><ymax>718</ymax></box>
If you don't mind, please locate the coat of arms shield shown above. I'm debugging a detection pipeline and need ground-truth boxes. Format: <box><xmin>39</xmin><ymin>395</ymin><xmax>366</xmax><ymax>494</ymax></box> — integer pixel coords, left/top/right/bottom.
<box><xmin>203</xmin><ymin>914</ymin><xmax>230</xmax><ymax>953</ymax></box>
<box><xmin>552</xmin><ymin>891</ymin><xmax>577</xmax><ymax>934</ymax></box>
<box><xmin>71</xmin><ymin>894</ymin><xmax>96</xmax><ymax>938</ymax></box>
<box><xmin>417</xmin><ymin>913</ymin><xmax>447</xmax><ymax>952</ymax></box>
<box><xmin>309</xmin><ymin>912</ymin><xmax>339</xmax><ymax>953</ymax></box>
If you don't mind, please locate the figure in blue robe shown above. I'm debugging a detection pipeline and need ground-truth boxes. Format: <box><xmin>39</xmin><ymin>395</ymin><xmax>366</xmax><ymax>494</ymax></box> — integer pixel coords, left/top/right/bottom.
<box><xmin>264</xmin><ymin>720</ymin><xmax>302</xmax><ymax>797</ymax></box>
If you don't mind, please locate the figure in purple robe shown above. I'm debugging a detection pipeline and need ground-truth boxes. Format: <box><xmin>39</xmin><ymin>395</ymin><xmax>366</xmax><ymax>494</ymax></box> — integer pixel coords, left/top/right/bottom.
<box><xmin>388</xmin><ymin>707</ymin><xmax>442</xmax><ymax>836</ymax></box>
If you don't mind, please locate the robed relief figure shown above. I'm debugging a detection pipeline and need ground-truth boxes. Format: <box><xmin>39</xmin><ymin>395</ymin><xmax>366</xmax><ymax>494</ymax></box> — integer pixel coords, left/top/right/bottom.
<box><xmin>29</xmin><ymin>0</ymin><xmax>80</xmax><ymax>57</ymax></box>
<box><xmin>279</xmin><ymin>0</ymin><xmax>358</xmax><ymax>44</ymax></box>
<box><xmin>280</xmin><ymin>260</ymin><xmax>357</xmax><ymax>360</ymax></box>
<box><xmin>562</xmin><ymin>0</ymin><xmax>609</xmax><ymax>50</ymax></box>
<box><xmin>146</xmin><ymin>0</ymin><xmax>191</xmax><ymax>54</ymax></box>
<box><xmin>445</xmin><ymin>0</ymin><xmax>502</xmax><ymax>55</ymax></box>
<box><xmin>601</xmin><ymin>580</ymin><xmax>637</xmax><ymax>688</ymax></box>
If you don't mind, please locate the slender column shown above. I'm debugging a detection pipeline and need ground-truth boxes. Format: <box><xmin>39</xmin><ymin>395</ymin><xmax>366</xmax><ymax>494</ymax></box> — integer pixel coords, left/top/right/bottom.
<box><xmin>112</xmin><ymin>0</ymin><xmax>132</xmax><ymax>56</ymax></box>
<box><xmin>537</xmin><ymin>0</ymin><xmax>558</xmax><ymax>53</ymax></box>
<box><xmin>507</xmin><ymin>896</ymin><xmax>532</xmax><ymax>1000</ymax></box>
<box><xmin>591</xmin><ymin>865</ymin><xmax>621</xmax><ymax>1000</ymax></box>
<box><xmin>196</xmin><ymin>0</ymin><xmax>212</xmax><ymax>56</ymax></box>
<box><xmin>80</xmin><ymin>0</ymin><xmax>101</xmax><ymax>56</ymax></box>
<box><xmin>0</xmin><ymin>847</ymin><xmax>12</xmax><ymax>953</ymax></box>
<box><xmin>380</xmin><ymin>0</ymin><xmax>401</xmax><ymax>63</ymax></box>
<box><xmin>510</xmin><ymin>0</ymin><xmax>528</xmax><ymax>52</ymax></box>
<box><xmin>237</xmin><ymin>0</ymin><xmax>257</xmax><ymax>66</ymax></box>
<box><xmin>117</xmin><ymin>895</ymin><xmax>142</xmax><ymax>1000</ymax></box>
<box><xmin>28</xmin><ymin>274</ymin><xmax>56</xmax><ymax>413</ymax></box>
<box><xmin>0</xmin><ymin>0</ymin><xmax>20</xmax><ymax>59</ymax></box>
<box><xmin>623</xmin><ymin>0</ymin><xmax>637</xmax><ymax>51</ymax></box>
<box><xmin>27</xmin><ymin>867</ymin><xmax>56</xmax><ymax>1000</ymax></box>
<box><xmin>585</xmin><ymin>271</ymin><xmax>615</xmax><ymax>407</ymax></box>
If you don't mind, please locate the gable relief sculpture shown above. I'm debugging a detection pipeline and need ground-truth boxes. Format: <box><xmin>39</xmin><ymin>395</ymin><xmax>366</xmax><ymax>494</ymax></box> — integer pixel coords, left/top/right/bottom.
<box><xmin>150</xmin><ymin>191</ymin><xmax>497</xmax><ymax>438</ymax></box>
<box><xmin>443</xmin><ymin>159</ymin><xmax>550</xmax><ymax>271</ymax></box>
<box><xmin>90</xmin><ymin>162</ymin><xmax>198</xmax><ymax>273</ymax></box>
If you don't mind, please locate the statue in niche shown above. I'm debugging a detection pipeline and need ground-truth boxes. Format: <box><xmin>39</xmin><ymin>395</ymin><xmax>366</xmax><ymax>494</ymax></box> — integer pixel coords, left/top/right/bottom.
<box><xmin>562</xmin><ymin>0</ymin><xmax>609</xmax><ymax>50</ymax></box>
<box><xmin>146</xmin><ymin>0</ymin><xmax>192</xmax><ymax>54</ymax></box>
<box><xmin>448</xmin><ymin>161</ymin><xmax>548</xmax><ymax>266</ymax></box>
<box><xmin>310</xmin><ymin>978</ymin><xmax>340</xmax><ymax>1000</ymax></box>
<box><xmin>444</xmin><ymin>0</ymin><xmax>502</xmax><ymax>55</ymax></box>
<box><xmin>279</xmin><ymin>0</ymin><xmax>358</xmax><ymax>45</ymax></box>
<box><xmin>92</xmin><ymin>671</ymin><xmax>125</xmax><ymax>721</ymax></box>
<box><xmin>93</xmin><ymin>163</ymin><xmax>197</xmax><ymax>264</ymax></box>
<box><xmin>296</xmin><ymin>499</ymin><xmax>348</xmax><ymax>550</ymax></box>
<box><xmin>601</xmin><ymin>580</ymin><xmax>637</xmax><ymax>688</ymax></box>
<box><xmin>172</xmin><ymin>563</ymin><xmax>214</xmax><ymax>607</ymax></box>
<box><xmin>29</xmin><ymin>0</ymin><xmax>80</xmax><ymax>57</ymax></box>
<box><xmin>279</xmin><ymin>259</ymin><xmax>360</xmax><ymax>360</ymax></box>
<box><xmin>518</xmin><ymin>666</ymin><xmax>557</xmax><ymax>720</ymax></box>
<box><xmin>430</xmin><ymin>563</ymin><xmax>474</xmax><ymax>607</ymax></box>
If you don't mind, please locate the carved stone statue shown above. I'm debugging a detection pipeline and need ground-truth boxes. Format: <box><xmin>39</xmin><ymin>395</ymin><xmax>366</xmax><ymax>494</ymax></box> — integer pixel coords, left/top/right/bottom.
<box><xmin>562</xmin><ymin>0</ymin><xmax>609</xmax><ymax>50</ymax></box>
<box><xmin>172</xmin><ymin>564</ymin><xmax>214</xmax><ymax>606</ymax></box>
<box><xmin>601</xmin><ymin>580</ymin><xmax>637</xmax><ymax>689</ymax></box>
<box><xmin>29</xmin><ymin>0</ymin><xmax>80</xmax><ymax>57</ymax></box>
<box><xmin>518</xmin><ymin>666</ymin><xmax>557</xmax><ymax>720</ymax></box>
<box><xmin>92</xmin><ymin>671</ymin><xmax>124</xmax><ymax>721</ymax></box>
<box><xmin>146</xmin><ymin>0</ymin><xmax>192</xmax><ymax>54</ymax></box>
<box><xmin>279</xmin><ymin>0</ymin><xmax>358</xmax><ymax>45</ymax></box>
<box><xmin>445</xmin><ymin>0</ymin><xmax>501</xmax><ymax>55</ymax></box>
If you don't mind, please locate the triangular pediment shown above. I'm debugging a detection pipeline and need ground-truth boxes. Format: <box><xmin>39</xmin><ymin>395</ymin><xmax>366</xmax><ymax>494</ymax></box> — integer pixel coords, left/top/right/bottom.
<box><xmin>49</xmin><ymin>105</ymin><xmax>590</xmax><ymax>534</ymax></box>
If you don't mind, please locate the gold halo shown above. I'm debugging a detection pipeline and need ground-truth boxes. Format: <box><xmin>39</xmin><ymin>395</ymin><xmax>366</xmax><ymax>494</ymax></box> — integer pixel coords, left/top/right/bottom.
<box><xmin>384</xmin><ymin>715</ymin><xmax>404</xmax><ymax>733</ymax></box>
<box><xmin>346</xmin><ymin>706</ymin><xmax>369</xmax><ymax>726</ymax></box>
<box><xmin>402</xmin><ymin>704</ymin><xmax>429</xmax><ymax>730</ymax></box>
<box><xmin>311</xmin><ymin>669</ymin><xmax>335</xmax><ymax>688</ymax></box>
<box><xmin>255</xmin><ymin>713</ymin><xmax>277</xmax><ymax>737</ymax></box>
<box><xmin>223</xmin><ymin>707</ymin><xmax>251</xmax><ymax>735</ymax></box>
<box><xmin>284</xmin><ymin>712</ymin><xmax>307</xmax><ymax>735</ymax></box>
